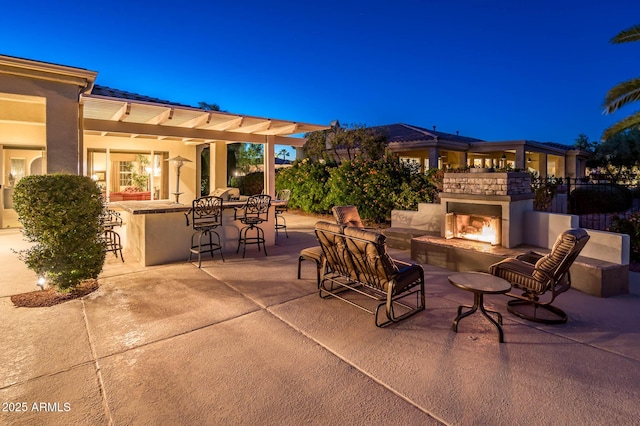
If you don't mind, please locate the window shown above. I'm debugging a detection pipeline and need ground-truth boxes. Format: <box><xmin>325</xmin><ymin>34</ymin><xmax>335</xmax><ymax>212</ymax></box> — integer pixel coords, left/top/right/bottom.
<box><xmin>119</xmin><ymin>161</ymin><xmax>133</xmax><ymax>187</ymax></box>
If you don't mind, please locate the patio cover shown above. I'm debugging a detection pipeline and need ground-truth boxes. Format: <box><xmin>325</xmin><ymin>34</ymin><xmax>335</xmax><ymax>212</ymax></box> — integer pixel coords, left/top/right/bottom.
<box><xmin>80</xmin><ymin>86</ymin><xmax>328</xmax><ymax>196</ymax></box>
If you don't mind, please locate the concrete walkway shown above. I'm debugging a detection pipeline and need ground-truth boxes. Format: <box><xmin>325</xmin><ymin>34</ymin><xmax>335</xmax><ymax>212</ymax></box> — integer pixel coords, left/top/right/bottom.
<box><xmin>1</xmin><ymin>214</ymin><xmax>640</xmax><ymax>425</ymax></box>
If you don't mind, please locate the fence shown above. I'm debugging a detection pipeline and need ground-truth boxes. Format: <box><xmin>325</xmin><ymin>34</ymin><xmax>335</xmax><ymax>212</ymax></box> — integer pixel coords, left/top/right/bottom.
<box><xmin>532</xmin><ymin>176</ymin><xmax>640</xmax><ymax>231</ymax></box>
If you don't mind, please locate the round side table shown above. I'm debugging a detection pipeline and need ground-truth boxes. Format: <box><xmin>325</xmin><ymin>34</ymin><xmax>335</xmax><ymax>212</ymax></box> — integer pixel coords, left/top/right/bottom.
<box><xmin>448</xmin><ymin>272</ymin><xmax>511</xmax><ymax>343</ymax></box>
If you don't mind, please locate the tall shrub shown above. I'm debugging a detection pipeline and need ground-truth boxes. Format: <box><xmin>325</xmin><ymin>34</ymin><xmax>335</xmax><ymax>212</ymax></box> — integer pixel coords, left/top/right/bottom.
<box><xmin>324</xmin><ymin>155</ymin><xmax>435</xmax><ymax>222</ymax></box>
<box><xmin>13</xmin><ymin>174</ymin><xmax>106</xmax><ymax>291</ymax></box>
<box><xmin>276</xmin><ymin>159</ymin><xmax>332</xmax><ymax>213</ymax></box>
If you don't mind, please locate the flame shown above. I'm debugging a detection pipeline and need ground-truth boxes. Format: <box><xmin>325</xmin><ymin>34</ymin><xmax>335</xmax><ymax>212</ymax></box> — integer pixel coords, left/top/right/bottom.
<box><xmin>460</xmin><ymin>222</ymin><xmax>498</xmax><ymax>244</ymax></box>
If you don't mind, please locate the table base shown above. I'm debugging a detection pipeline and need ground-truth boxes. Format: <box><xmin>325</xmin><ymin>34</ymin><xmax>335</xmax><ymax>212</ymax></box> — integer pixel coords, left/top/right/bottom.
<box><xmin>453</xmin><ymin>291</ymin><xmax>505</xmax><ymax>343</ymax></box>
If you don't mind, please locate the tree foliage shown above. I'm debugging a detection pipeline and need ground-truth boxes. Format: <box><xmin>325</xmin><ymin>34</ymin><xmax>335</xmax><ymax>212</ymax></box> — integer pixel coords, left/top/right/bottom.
<box><xmin>602</xmin><ymin>23</ymin><xmax>640</xmax><ymax>140</ymax></box>
<box><xmin>588</xmin><ymin>129</ymin><xmax>640</xmax><ymax>181</ymax></box>
<box><xmin>303</xmin><ymin>123</ymin><xmax>388</xmax><ymax>162</ymax></box>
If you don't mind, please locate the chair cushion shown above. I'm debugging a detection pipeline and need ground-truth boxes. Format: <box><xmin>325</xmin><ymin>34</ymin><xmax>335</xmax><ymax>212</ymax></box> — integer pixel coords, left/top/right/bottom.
<box><xmin>489</xmin><ymin>258</ymin><xmax>544</xmax><ymax>293</ymax></box>
<box><xmin>532</xmin><ymin>228</ymin><xmax>588</xmax><ymax>282</ymax></box>
<box><xmin>300</xmin><ymin>246</ymin><xmax>324</xmax><ymax>263</ymax></box>
<box><xmin>332</xmin><ymin>205</ymin><xmax>365</xmax><ymax>228</ymax></box>
<box><xmin>343</xmin><ymin>226</ymin><xmax>400</xmax><ymax>287</ymax></box>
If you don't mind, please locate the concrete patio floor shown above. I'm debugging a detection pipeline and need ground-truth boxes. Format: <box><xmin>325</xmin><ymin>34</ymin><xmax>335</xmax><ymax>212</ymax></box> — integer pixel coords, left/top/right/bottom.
<box><xmin>2</xmin><ymin>213</ymin><xmax>640</xmax><ymax>425</ymax></box>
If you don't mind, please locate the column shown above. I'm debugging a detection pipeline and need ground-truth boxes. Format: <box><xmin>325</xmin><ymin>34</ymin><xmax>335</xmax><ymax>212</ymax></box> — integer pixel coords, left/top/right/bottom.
<box><xmin>264</xmin><ymin>136</ymin><xmax>275</xmax><ymax>197</ymax></box>
<box><xmin>515</xmin><ymin>146</ymin><xmax>526</xmax><ymax>170</ymax></box>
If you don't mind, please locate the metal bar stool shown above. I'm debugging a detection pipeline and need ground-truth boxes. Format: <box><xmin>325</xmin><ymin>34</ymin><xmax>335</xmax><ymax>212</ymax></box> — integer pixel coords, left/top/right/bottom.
<box><xmin>234</xmin><ymin>194</ymin><xmax>271</xmax><ymax>258</ymax></box>
<box><xmin>185</xmin><ymin>195</ymin><xmax>225</xmax><ymax>268</ymax></box>
<box><xmin>275</xmin><ymin>189</ymin><xmax>291</xmax><ymax>238</ymax></box>
<box><xmin>100</xmin><ymin>208</ymin><xmax>124</xmax><ymax>262</ymax></box>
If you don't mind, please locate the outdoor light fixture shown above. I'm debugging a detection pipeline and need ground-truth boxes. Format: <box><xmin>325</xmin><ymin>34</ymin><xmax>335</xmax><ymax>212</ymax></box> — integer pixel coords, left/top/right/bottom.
<box><xmin>165</xmin><ymin>155</ymin><xmax>192</xmax><ymax>204</ymax></box>
<box><xmin>37</xmin><ymin>277</ymin><xmax>47</xmax><ymax>291</ymax></box>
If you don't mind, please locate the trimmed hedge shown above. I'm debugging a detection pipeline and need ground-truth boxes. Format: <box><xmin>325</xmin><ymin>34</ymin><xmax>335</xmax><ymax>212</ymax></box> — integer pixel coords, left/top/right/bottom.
<box><xmin>13</xmin><ymin>174</ymin><xmax>106</xmax><ymax>291</ymax></box>
<box><xmin>569</xmin><ymin>184</ymin><xmax>632</xmax><ymax>214</ymax></box>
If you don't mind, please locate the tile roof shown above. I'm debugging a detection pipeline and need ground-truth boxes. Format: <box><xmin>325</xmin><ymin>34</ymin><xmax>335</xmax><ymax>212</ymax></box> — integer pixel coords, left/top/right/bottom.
<box><xmin>371</xmin><ymin>123</ymin><xmax>485</xmax><ymax>143</ymax></box>
<box><xmin>91</xmin><ymin>85</ymin><xmax>194</xmax><ymax>108</ymax></box>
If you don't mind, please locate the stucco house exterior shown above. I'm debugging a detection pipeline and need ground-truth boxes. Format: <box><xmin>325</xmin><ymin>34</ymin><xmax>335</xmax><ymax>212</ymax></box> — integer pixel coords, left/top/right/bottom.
<box><xmin>0</xmin><ymin>54</ymin><xmax>327</xmax><ymax>228</ymax></box>
<box><xmin>339</xmin><ymin>123</ymin><xmax>590</xmax><ymax>178</ymax></box>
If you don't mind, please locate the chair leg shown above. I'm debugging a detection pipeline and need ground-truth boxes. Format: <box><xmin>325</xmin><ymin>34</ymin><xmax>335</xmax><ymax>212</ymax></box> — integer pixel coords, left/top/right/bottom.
<box><xmin>276</xmin><ymin>213</ymin><xmax>288</xmax><ymax>238</ymax></box>
<box><xmin>190</xmin><ymin>229</ymin><xmax>224</xmax><ymax>268</ymax></box>
<box><xmin>237</xmin><ymin>225</ymin><xmax>267</xmax><ymax>258</ymax></box>
<box><xmin>507</xmin><ymin>299</ymin><xmax>568</xmax><ymax>324</ymax></box>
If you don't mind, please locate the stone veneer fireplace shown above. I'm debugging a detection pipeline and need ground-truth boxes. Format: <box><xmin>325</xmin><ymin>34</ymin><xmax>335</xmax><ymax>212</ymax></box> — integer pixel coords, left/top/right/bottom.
<box><xmin>439</xmin><ymin>172</ymin><xmax>534</xmax><ymax>248</ymax></box>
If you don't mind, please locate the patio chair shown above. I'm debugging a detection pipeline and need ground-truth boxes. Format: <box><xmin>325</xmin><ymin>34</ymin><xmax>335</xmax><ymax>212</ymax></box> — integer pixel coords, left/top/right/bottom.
<box><xmin>332</xmin><ymin>205</ymin><xmax>369</xmax><ymax>229</ymax></box>
<box><xmin>275</xmin><ymin>189</ymin><xmax>291</xmax><ymax>238</ymax></box>
<box><xmin>100</xmin><ymin>208</ymin><xmax>124</xmax><ymax>262</ymax></box>
<box><xmin>488</xmin><ymin>228</ymin><xmax>590</xmax><ymax>324</ymax></box>
<box><xmin>185</xmin><ymin>195</ymin><xmax>225</xmax><ymax>267</ymax></box>
<box><xmin>234</xmin><ymin>194</ymin><xmax>271</xmax><ymax>257</ymax></box>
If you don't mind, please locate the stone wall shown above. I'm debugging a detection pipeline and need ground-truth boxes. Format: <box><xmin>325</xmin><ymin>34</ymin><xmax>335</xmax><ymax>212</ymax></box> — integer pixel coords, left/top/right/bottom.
<box><xmin>442</xmin><ymin>172</ymin><xmax>531</xmax><ymax>196</ymax></box>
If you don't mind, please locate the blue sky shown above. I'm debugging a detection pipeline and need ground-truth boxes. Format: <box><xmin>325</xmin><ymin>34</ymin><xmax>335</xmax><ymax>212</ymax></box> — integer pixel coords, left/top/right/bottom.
<box><xmin>3</xmin><ymin>1</ymin><xmax>640</xmax><ymax>149</ymax></box>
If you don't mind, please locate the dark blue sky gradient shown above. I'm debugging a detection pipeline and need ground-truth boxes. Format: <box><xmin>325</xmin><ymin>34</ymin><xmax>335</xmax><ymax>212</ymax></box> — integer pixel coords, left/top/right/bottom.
<box><xmin>3</xmin><ymin>0</ymin><xmax>640</xmax><ymax>145</ymax></box>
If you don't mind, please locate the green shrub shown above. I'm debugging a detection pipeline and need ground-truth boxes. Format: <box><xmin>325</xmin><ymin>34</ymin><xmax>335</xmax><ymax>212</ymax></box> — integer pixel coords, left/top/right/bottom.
<box><xmin>569</xmin><ymin>185</ymin><xmax>632</xmax><ymax>214</ymax></box>
<box><xmin>230</xmin><ymin>171</ymin><xmax>264</xmax><ymax>195</ymax></box>
<box><xmin>276</xmin><ymin>159</ymin><xmax>332</xmax><ymax>213</ymax></box>
<box><xmin>13</xmin><ymin>174</ymin><xmax>106</xmax><ymax>291</ymax></box>
<box><xmin>609</xmin><ymin>213</ymin><xmax>640</xmax><ymax>262</ymax></box>
<box><xmin>275</xmin><ymin>156</ymin><xmax>438</xmax><ymax>221</ymax></box>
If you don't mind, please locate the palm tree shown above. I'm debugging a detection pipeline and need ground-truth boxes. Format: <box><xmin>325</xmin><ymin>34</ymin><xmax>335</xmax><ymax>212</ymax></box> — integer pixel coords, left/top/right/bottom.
<box><xmin>277</xmin><ymin>149</ymin><xmax>290</xmax><ymax>161</ymax></box>
<box><xmin>603</xmin><ymin>24</ymin><xmax>640</xmax><ymax>140</ymax></box>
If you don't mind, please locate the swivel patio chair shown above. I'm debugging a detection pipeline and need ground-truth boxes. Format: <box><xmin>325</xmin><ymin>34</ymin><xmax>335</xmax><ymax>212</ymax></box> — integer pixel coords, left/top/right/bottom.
<box><xmin>234</xmin><ymin>194</ymin><xmax>271</xmax><ymax>258</ymax></box>
<box><xmin>275</xmin><ymin>189</ymin><xmax>291</xmax><ymax>238</ymax></box>
<box><xmin>489</xmin><ymin>228</ymin><xmax>590</xmax><ymax>324</ymax></box>
<box><xmin>100</xmin><ymin>208</ymin><xmax>124</xmax><ymax>262</ymax></box>
<box><xmin>185</xmin><ymin>195</ymin><xmax>225</xmax><ymax>268</ymax></box>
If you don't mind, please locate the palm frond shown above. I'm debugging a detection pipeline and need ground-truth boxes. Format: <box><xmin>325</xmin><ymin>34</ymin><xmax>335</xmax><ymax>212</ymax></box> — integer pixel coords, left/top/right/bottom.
<box><xmin>603</xmin><ymin>78</ymin><xmax>640</xmax><ymax>113</ymax></box>
<box><xmin>602</xmin><ymin>111</ymin><xmax>640</xmax><ymax>140</ymax></box>
<box><xmin>611</xmin><ymin>24</ymin><xmax>640</xmax><ymax>44</ymax></box>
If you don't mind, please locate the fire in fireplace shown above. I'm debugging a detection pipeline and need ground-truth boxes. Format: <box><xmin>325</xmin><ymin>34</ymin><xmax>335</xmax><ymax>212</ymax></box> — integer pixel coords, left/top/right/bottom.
<box><xmin>445</xmin><ymin>213</ymin><xmax>501</xmax><ymax>245</ymax></box>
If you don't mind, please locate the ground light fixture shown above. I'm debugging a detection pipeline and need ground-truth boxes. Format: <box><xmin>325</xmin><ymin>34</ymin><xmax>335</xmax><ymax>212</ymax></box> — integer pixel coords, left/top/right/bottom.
<box><xmin>165</xmin><ymin>155</ymin><xmax>192</xmax><ymax>204</ymax></box>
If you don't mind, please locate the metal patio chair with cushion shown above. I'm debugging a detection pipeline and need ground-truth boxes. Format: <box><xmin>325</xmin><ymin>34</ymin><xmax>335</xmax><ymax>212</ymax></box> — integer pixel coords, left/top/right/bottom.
<box><xmin>314</xmin><ymin>221</ymin><xmax>425</xmax><ymax>327</ymax></box>
<box><xmin>100</xmin><ymin>208</ymin><xmax>124</xmax><ymax>262</ymax></box>
<box><xmin>234</xmin><ymin>194</ymin><xmax>271</xmax><ymax>257</ymax></box>
<box><xmin>489</xmin><ymin>228</ymin><xmax>590</xmax><ymax>324</ymax></box>
<box><xmin>275</xmin><ymin>189</ymin><xmax>291</xmax><ymax>238</ymax></box>
<box><xmin>185</xmin><ymin>195</ymin><xmax>225</xmax><ymax>268</ymax></box>
<box><xmin>332</xmin><ymin>205</ymin><xmax>370</xmax><ymax>229</ymax></box>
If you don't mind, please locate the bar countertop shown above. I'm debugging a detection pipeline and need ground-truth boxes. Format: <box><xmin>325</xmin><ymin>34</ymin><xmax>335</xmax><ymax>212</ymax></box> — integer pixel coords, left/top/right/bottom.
<box><xmin>109</xmin><ymin>199</ymin><xmax>284</xmax><ymax>215</ymax></box>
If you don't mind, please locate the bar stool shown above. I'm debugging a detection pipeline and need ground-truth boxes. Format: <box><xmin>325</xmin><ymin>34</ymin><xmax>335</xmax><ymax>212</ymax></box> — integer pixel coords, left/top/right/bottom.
<box><xmin>234</xmin><ymin>194</ymin><xmax>271</xmax><ymax>258</ymax></box>
<box><xmin>275</xmin><ymin>189</ymin><xmax>291</xmax><ymax>238</ymax></box>
<box><xmin>185</xmin><ymin>195</ymin><xmax>225</xmax><ymax>268</ymax></box>
<box><xmin>101</xmin><ymin>208</ymin><xmax>124</xmax><ymax>262</ymax></box>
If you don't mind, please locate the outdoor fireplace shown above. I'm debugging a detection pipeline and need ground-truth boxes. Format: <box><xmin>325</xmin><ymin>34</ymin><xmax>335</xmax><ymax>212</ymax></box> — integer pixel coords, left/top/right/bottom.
<box><xmin>439</xmin><ymin>172</ymin><xmax>534</xmax><ymax>248</ymax></box>
<box><xmin>445</xmin><ymin>212</ymin><xmax>501</xmax><ymax>245</ymax></box>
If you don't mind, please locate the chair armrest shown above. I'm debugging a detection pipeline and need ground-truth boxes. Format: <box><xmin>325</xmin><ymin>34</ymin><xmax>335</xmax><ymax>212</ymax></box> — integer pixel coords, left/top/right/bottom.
<box><xmin>233</xmin><ymin>206</ymin><xmax>244</xmax><ymax>220</ymax></box>
<box><xmin>515</xmin><ymin>251</ymin><xmax>544</xmax><ymax>265</ymax></box>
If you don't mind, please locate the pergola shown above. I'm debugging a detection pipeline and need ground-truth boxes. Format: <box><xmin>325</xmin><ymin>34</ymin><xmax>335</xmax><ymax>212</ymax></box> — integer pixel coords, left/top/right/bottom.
<box><xmin>80</xmin><ymin>89</ymin><xmax>328</xmax><ymax>197</ymax></box>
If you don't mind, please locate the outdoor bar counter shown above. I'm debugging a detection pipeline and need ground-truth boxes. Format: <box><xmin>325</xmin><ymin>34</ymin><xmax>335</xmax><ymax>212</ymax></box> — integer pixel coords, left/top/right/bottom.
<box><xmin>111</xmin><ymin>199</ymin><xmax>282</xmax><ymax>266</ymax></box>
